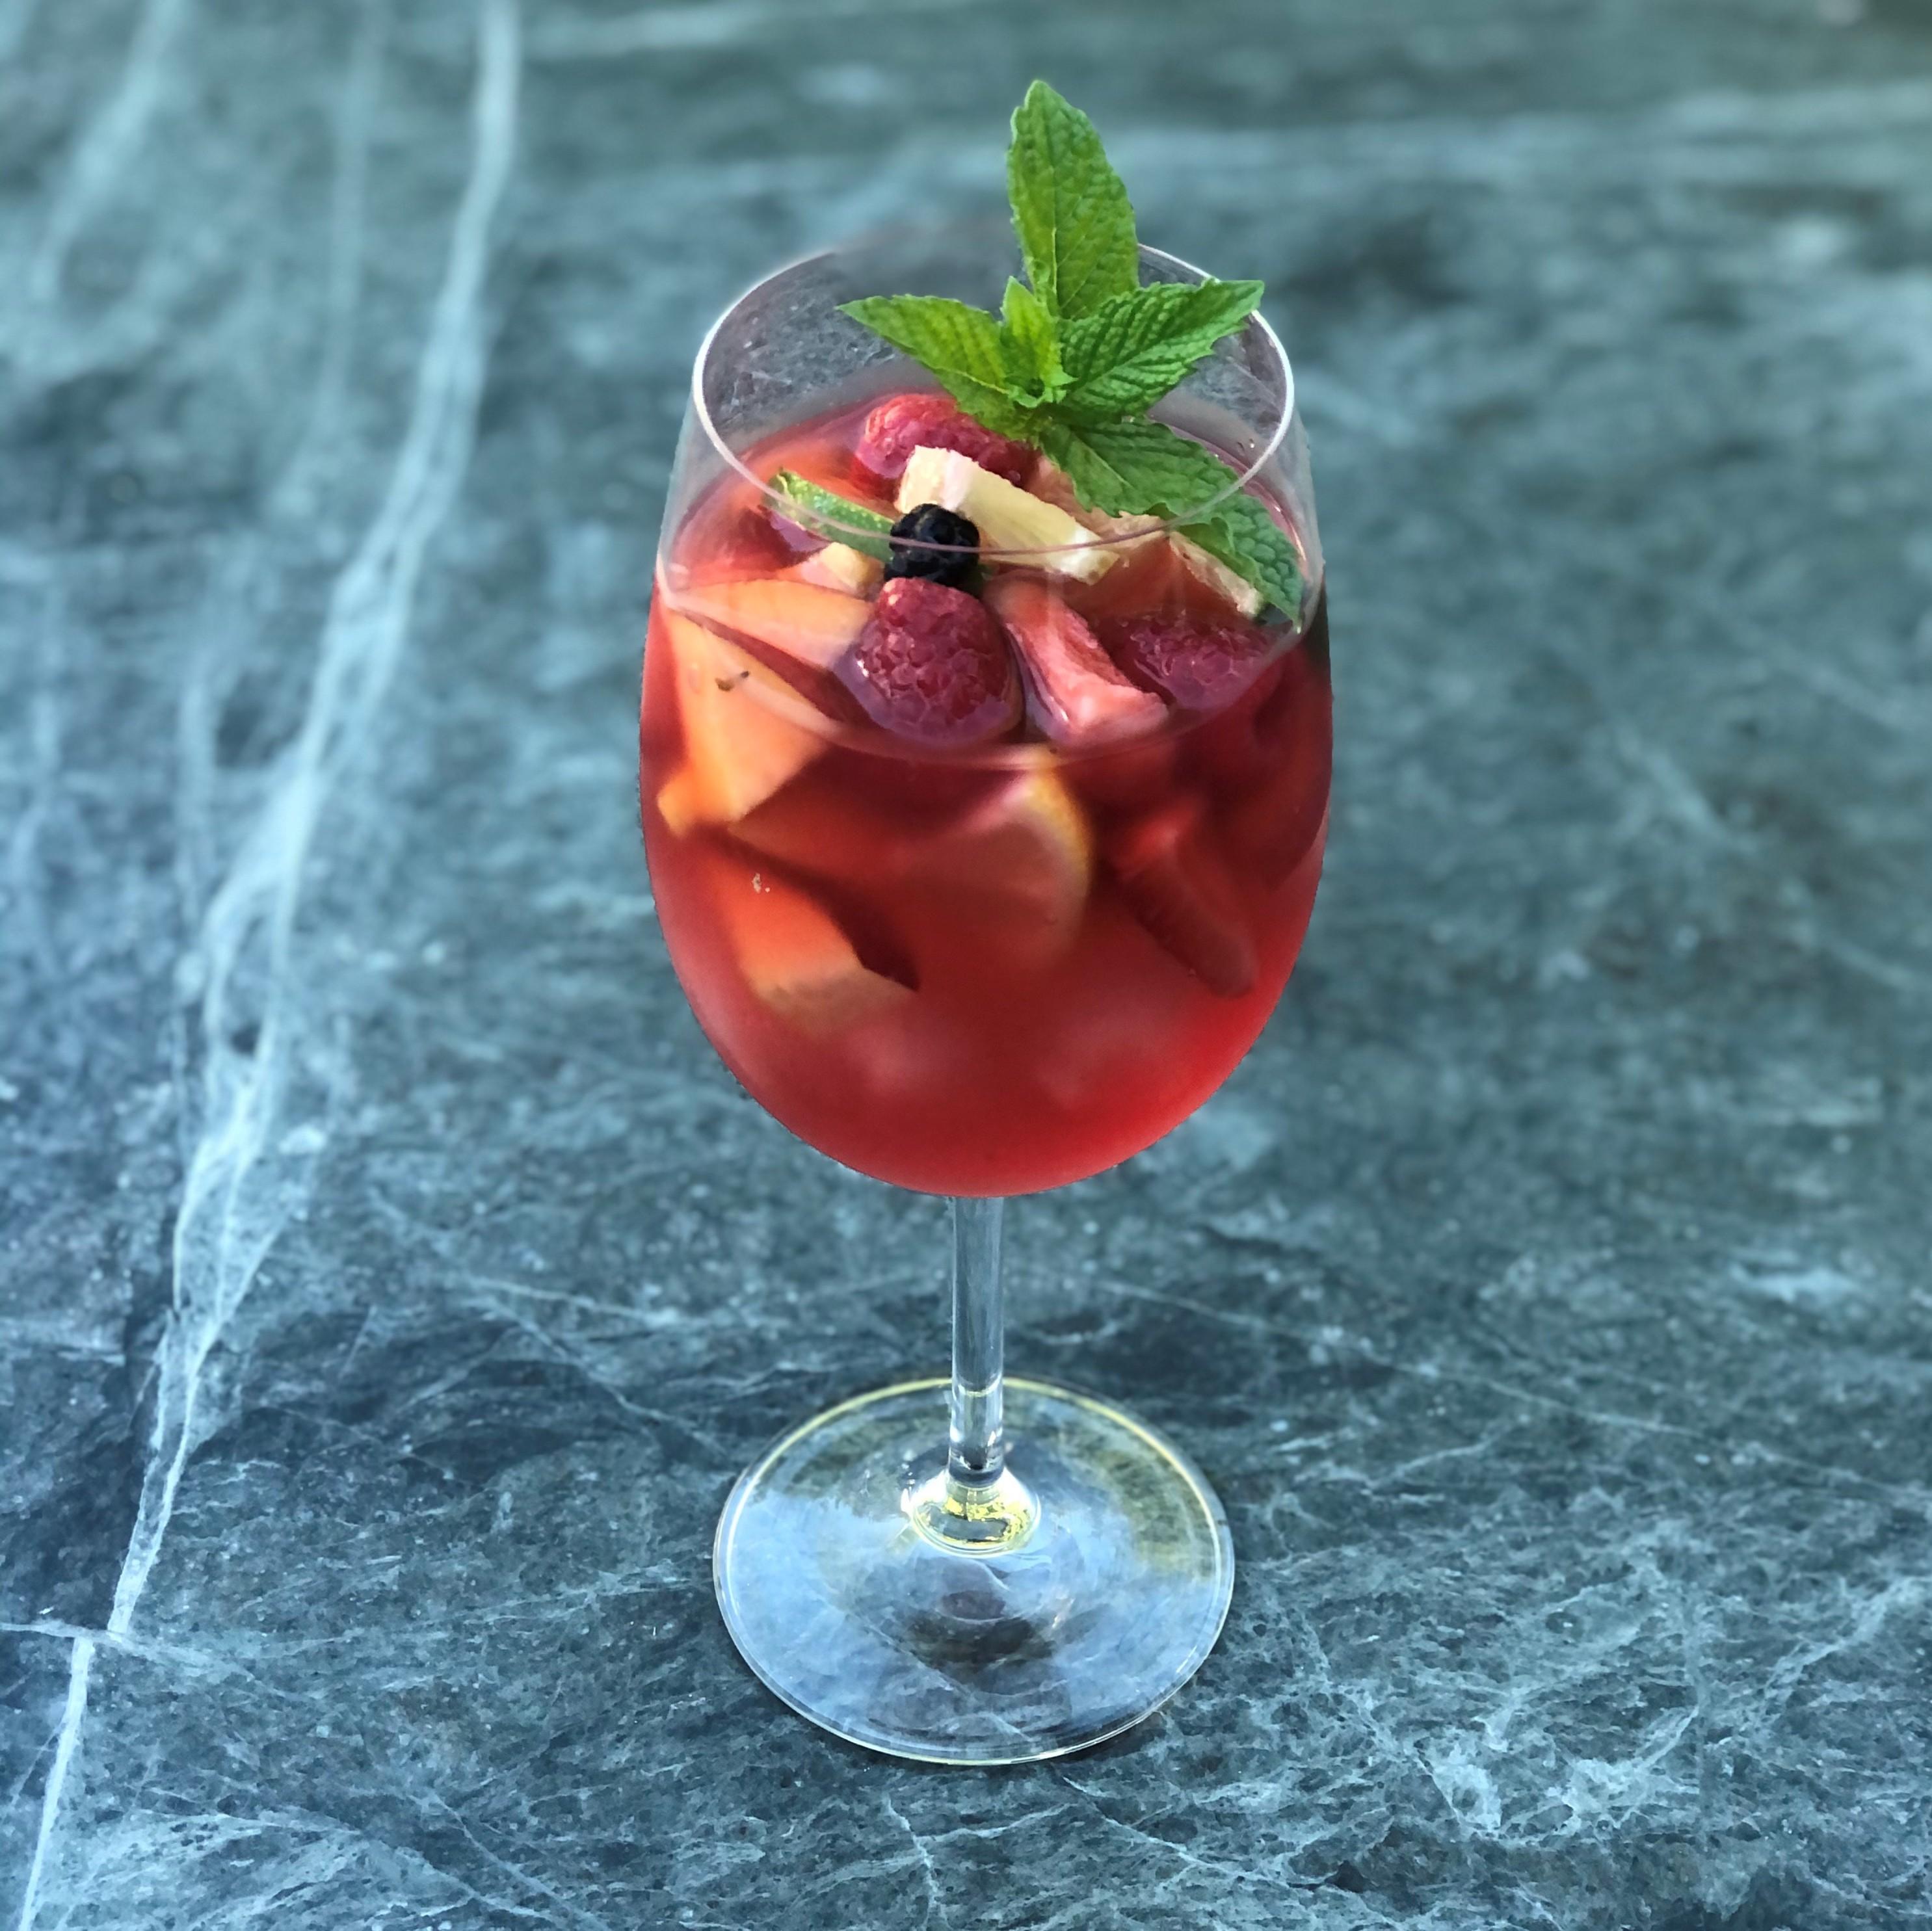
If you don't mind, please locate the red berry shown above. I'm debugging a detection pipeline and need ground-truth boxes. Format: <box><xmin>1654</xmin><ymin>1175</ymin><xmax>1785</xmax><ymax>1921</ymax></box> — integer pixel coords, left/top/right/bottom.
<box><xmin>837</xmin><ymin>578</ymin><xmax>1021</xmax><ymax>746</ymax></box>
<box><xmin>1105</xmin><ymin>795</ymin><xmax>1258</xmax><ymax>998</ymax></box>
<box><xmin>854</xmin><ymin>393</ymin><xmax>1034</xmax><ymax>491</ymax></box>
<box><xmin>1104</xmin><ymin>612</ymin><xmax>1274</xmax><ymax>713</ymax></box>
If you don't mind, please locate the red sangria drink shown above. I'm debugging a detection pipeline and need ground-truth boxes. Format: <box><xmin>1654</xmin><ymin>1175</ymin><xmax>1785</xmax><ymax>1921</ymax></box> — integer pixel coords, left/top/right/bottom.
<box><xmin>643</xmin><ymin>400</ymin><xmax>1329</xmax><ymax>1198</ymax></box>
<box><xmin>644</xmin><ymin>85</ymin><xmax>1331</xmax><ymax>1765</ymax></box>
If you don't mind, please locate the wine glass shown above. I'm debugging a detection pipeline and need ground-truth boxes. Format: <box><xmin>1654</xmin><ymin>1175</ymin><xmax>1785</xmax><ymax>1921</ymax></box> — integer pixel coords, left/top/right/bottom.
<box><xmin>640</xmin><ymin>221</ymin><xmax>1329</xmax><ymax>1763</ymax></box>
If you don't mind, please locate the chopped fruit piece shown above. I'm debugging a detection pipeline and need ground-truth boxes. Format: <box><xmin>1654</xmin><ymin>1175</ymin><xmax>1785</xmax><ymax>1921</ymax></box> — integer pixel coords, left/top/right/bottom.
<box><xmin>855</xmin><ymin>392</ymin><xmax>1034</xmax><ymax>490</ymax></box>
<box><xmin>684</xmin><ymin>503</ymin><xmax>799</xmax><ymax>584</ymax></box>
<box><xmin>1171</xmin><ymin>532</ymin><xmax>1264</xmax><ymax>618</ymax></box>
<box><xmin>732</xmin><ymin>780</ymin><xmax>915</xmax><ymax>886</ymax></box>
<box><xmin>769</xmin><ymin>471</ymin><xmax>895</xmax><ymax>561</ymax></box>
<box><xmin>780</xmin><ymin>544</ymin><xmax>884</xmax><ymax>596</ymax></box>
<box><xmin>884</xmin><ymin>503</ymin><xmax>981</xmax><ymax>590</ymax></box>
<box><xmin>837</xmin><ymin>577</ymin><xmax>1021</xmax><ymax>746</ymax></box>
<box><xmin>1104</xmin><ymin>610</ymin><xmax>1273</xmax><ymax>712</ymax></box>
<box><xmin>898</xmin><ymin>448</ymin><xmax>1115</xmax><ymax>583</ymax></box>
<box><xmin>985</xmin><ymin>576</ymin><xmax>1167</xmax><ymax>747</ymax></box>
<box><xmin>661</xmin><ymin>610</ymin><xmax>825</xmax><ymax>824</ymax></box>
<box><xmin>1105</xmin><ymin>796</ymin><xmax>1258</xmax><ymax>997</ymax></box>
<box><xmin>914</xmin><ymin>767</ymin><xmax>1094</xmax><ymax>962</ymax></box>
<box><xmin>654</xmin><ymin>763</ymin><xmax>707</xmax><ymax>835</ymax></box>
<box><xmin>677</xmin><ymin>578</ymin><xmax>872</xmax><ymax>670</ymax></box>
<box><xmin>1029</xmin><ymin>458</ymin><xmax>1165</xmax><ymax>551</ymax></box>
<box><xmin>706</xmin><ymin>855</ymin><xmax>913</xmax><ymax>1036</ymax></box>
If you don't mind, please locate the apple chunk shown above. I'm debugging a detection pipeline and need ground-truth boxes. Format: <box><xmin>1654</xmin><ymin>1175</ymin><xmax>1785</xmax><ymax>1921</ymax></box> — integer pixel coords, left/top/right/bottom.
<box><xmin>705</xmin><ymin>851</ymin><xmax>912</xmax><ymax>1036</ymax></box>
<box><xmin>655</xmin><ymin>611</ymin><xmax>826</xmax><ymax>830</ymax></box>
<box><xmin>674</xmin><ymin>577</ymin><xmax>871</xmax><ymax>670</ymax></box>
<box><xmin>778</xmin><ymin>543</ymin><xmax>884</xmax><ymax>597</ymax></box>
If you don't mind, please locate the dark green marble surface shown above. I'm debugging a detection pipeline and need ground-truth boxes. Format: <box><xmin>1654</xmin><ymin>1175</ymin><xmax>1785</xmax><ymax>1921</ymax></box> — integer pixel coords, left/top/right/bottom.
<box><xmin>5</xmin><ymin>2</ymin><xmax>1932</xmax><ymax>1925</ymax></box>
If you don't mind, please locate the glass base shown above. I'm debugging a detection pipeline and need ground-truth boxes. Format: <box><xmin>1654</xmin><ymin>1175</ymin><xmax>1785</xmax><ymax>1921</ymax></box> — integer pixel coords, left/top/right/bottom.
<box><xmin>713</xmin><ymin>1376</ymin><xmax>1234</xmax><ymax>1764</ymax></box>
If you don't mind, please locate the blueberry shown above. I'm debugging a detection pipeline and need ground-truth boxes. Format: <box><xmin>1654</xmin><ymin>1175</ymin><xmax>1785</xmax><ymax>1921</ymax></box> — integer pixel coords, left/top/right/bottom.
<box><xmin>884</xmin><ymin>503</ymin><xmax>981</xmax><ymax>590</ymax></box>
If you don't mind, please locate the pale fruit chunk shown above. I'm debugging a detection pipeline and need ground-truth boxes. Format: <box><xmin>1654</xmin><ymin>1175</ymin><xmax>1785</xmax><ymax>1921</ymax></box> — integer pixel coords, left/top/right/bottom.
<box><xmin>1033</xmin><ymin>456</ymin><xmax>1266</xmax><ymax>617</ymax></box>
<box><xmin>675</xmin><ymin>577</ymin><xmax>871</xmax><ymax>670</ymax></box>
<box><xmin>985</xmin><ymin>577</ymin><xmax>1167</xmax><ymax>747</ymax></box>
<box><xmin>731</xmin><ymin>782</ymin><xmax>913</xmax><ymax>887</ymax></box>
<box><xmin>912</xmin><ymin>767</ymin><xmax>1094</xmax><ymax>962</ymax></box>
<box><xmin>657</xmin><ymin>611</ymin><xmax>824</xmax><ymax>828</ymax></box>
<box><xmin>1171</xmin><ymin>532</ymin><xmax>1264</xmax><ymax>618</ymax></box>
<box><xmin>898</xmin><ymin>447</ymin><xmax>1115</xmax><ymax>583</ymax></box>
<box><xmin>654</xmin><ymin>762</ymin><xmax>708</xmax><ymax>836</ymax></box>
<box><xmin>1029</xmin><ymin>457</ymin><xmax>1164</xmax><ymax>552</ymax></box>
<box><xmin>778</xmin><ymin>542</ymin><xmax>884</xmax><ymax>597</ymax></box>
<box><xmin>708</xmin><ymin>855</ymin><xmax>912</xmax><ymax>1036</ymax></box>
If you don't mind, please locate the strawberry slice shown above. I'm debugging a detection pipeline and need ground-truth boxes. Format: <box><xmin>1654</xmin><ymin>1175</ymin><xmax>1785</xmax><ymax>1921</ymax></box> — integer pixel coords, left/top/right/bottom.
<box><xmin>986</xmin><ymin>577</ymin><xmax>1167</xmax><ymax>748</ymax></box>
<box><xmin>836</xmin><ymin>577</ymin><xmax>1021</xmax><ymax>746</ymax></box>
<box><xmin>1105</xmin><ymin>796</ymin><xmax>1258</xmax><ymax>998</ymax></box>
<box><xmin>854</xmin><ymin>392</ymin><xmax>1035</xmax><ymax>491</ymax></box>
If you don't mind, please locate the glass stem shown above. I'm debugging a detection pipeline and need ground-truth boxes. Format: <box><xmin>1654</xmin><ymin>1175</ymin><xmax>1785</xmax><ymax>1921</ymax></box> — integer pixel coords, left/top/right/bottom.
<box><xmin>948</xmin><ymin>1197</ymin><xmax>1006</xmax><ymax>1488</ymax></box>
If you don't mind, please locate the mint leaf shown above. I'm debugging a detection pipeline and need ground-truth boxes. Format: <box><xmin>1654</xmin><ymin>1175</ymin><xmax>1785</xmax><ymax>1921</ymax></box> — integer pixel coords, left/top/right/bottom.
<box><xmin>1007</xmin><ymin>81</ymin><xmax>1138</xmax><ymax>321</ymax></box>
<box><xmin>998</xmin><ymin>277</ymin><xmax>1066</xmax><ymax>406</ymax></box>
<box><xmin>1180</xmin><ymin>497</ymin><xmax>1304</xmax><ymax>616</ymax></box>
<box><xmin>838</xmin><ymin>83</ymin><xmax>1304</xmax><ymax>618</ymax></box>
<box><xmin>769</xmin><ymin>471</ymin><xmax>894</xmax><ymax>562</ymax></box>
<box><xmin>836</xmin><ymin>295</ymin><xmax>1040</xmax><ymax>439</ymax></box>
<box><xmin>1039</xmin><ymin>417</ymin><xmax>1235</xmax><ymax>517</ymax></box>
<box><xmin>1057</xmin><ymin>278</ymin><xmax>1263</xmax><ymax>424</ymax></box>
<box><xmin>1041</xmin><ymin>417</ymin><xmax>1303</xmax><ymax>614</ymax></box>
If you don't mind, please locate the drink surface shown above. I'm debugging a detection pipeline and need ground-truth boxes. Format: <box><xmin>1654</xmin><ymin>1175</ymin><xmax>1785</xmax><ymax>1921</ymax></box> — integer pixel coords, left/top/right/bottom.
<box><xmin>641</xmin><ymin>393</ymin><xmax>1331</xmax><ymax>1196</ymax></box>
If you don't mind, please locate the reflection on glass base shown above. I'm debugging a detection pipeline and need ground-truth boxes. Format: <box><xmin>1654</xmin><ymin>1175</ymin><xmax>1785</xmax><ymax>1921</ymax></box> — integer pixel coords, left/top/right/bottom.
<box><xmin>713</xmin><ymin>1377</ymin><xmax>1234</xmax><ymax>1765</ymax></box>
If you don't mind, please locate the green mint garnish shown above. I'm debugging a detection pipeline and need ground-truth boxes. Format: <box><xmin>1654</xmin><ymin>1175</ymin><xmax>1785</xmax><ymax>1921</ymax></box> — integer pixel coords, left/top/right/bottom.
<box><xmin>834</xmin><ymin>296</ymin><xmax>1040</xmax><ymax>442</ymax></box>
<box><xmin>836</xmin><ymin>80</ymin><xmax>1303</xmax><ymax>615</ymax></box>
<box><xmin>769</xmin><ymin>471</ymin><xmax>895</xmax><ymax>562</ymax></box>
<box><xmin>1006</xmin><ymin>79</ymin><xmax>1139</xmax><ymax>322</ymax></box>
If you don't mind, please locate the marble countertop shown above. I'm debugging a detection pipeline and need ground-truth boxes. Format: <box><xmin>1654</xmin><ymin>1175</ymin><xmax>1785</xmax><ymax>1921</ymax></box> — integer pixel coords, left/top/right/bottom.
<box><xmin>5</xmin><ymin>2</ymin><xmax>1931</xmax><ymax>1925</ymax></box>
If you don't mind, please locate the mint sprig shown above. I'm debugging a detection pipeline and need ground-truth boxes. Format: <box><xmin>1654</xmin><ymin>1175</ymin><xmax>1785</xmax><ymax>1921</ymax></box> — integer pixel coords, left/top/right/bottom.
<box><xmin>836</xmin><ymin>80</ymin><xmax>1303</xmax><ymax>615</ymax></box>
<box><xmin>1006</xmin><ymin>79</ymin><xmax>1139</xmax><ymax>322</ymax></box>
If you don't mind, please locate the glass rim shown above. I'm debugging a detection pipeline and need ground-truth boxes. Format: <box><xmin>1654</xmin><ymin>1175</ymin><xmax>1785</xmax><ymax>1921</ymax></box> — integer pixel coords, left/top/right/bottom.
<box><xmin>689</xmin><ymin>231</ymin><xmax>1297</xmax><ymax>558</ymax></box>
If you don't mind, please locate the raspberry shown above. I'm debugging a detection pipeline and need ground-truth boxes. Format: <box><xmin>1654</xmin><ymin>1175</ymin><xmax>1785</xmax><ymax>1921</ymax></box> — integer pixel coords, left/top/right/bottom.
<box><xmin>1103</xmin><ymin>612</ymin><xmax>1273</xmax><ymax>713</ymax></box>
<box><xmin>837</xmin><ymin>578</ymin><xmax>1020</xmax><ymax>746</ymax></box>
<box><xmin>854</xmin><ymin>393</ymin><xmax>1035</xmax><ymax>491</ymax></box>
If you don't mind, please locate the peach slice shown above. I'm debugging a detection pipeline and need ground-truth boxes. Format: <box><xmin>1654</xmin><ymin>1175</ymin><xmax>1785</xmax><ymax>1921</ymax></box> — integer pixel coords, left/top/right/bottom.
<box><xmin>675</xmin><ymin>578</ymin><xmax>872</xmax><ymax>670</ymax></box>
<box><xmin>706</xmin><ymin>852</ymin><xmax>912</xmax><ymax>1036</ymax></box>
<box><xmin>655</xmin><ymin>611</ymin><xmax>825</xmax><ymax>828</ymax></box>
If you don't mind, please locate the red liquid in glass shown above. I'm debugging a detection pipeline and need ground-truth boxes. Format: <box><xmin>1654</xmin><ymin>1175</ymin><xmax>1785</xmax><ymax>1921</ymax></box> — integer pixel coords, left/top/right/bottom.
<box><xmin>641</xmin><ymin>398</ymin><xmax>1331</xmax><ymax>1196</ymax></box>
